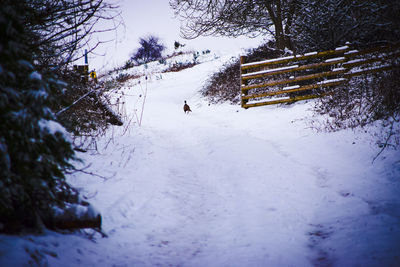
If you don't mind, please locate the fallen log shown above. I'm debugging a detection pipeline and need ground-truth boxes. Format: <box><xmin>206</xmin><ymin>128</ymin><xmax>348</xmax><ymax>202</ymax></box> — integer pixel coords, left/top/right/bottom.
<box><xmin>47</xmin><ymin>202</ymin><xmax>102</xmax><ymax>231</ymax></box>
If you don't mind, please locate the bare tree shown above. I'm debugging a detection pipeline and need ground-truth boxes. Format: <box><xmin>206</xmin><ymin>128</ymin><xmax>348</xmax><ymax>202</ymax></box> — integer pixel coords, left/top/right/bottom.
<box><xmin>27</xmin><ymin>0</ymin><xmax>122</xmax><ymax>68</ymax></box>
<box><xmin>170</xmin><ymin>0</ymin><xmax>297</xmax><ymax>50</ymax></box>
<box><xmin>131</xmin><ymin>35</ymin><xmax>166</xmax><ymax>64</ymax></box>
<box><xmin>291</xmin><ymin>0</ymin><xmax>400</xmax><ymax>53</ymax></box>
<box><xmin>26</xmin><ymin>0</ymin><xmax>125</xmax><ymax>142</ymax></box>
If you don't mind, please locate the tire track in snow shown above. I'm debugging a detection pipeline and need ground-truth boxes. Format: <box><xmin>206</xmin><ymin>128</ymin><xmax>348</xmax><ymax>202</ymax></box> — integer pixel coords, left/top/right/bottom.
<box><xmin>119</xmin><ymin>117</ymin><xmax>321</xmax><ymax>266</ymax></box>
<box><xmin>102</xmin><ymin>62</ymin><xmax>323</xmax><ymax>265</ymax></box>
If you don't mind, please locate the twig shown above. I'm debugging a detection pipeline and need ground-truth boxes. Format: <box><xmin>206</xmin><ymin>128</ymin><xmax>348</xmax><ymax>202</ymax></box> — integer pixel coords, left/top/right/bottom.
<box><xmin>79</xmin><ymin>169</ymin><xmax>116</xmax><ymax>181</ymax></box>
<box><xmin>56</xmin><ymin>85</ymin><xmax>101</xmax><ymax>116</ymax></box>
<box><xmin>372</xmin><ymin>119</ymin><xmax>394</xmax><ymax>163</ymax></box>
<box><xmin>66</xmin><ymin>163</ymin><xmax>92</xmax><ymax>174</ymax></box>
<box><xmin>138</xmin><ymin>75</ymin><xmax>148</xmax><ymax>126</ymax></box>
<box><xmin>67</xmin><ymin>163</ymin><xmax>115</xmax><ymax>180</ymax></box>
<box><xmin>122</xmin><ymin>114</ymin><xmax>135</xmax><ymax>136</ymax></box>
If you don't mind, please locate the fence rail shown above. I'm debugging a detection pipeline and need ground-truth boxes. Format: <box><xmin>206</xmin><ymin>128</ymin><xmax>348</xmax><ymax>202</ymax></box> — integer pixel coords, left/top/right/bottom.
<box><xmin>240</xmin><ymin>43</ymin><xmax>400</xmax><ymax>108</ymax></box>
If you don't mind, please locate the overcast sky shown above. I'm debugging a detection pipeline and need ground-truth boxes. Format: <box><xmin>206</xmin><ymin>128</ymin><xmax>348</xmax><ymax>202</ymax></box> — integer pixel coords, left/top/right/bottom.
<box><xmin>88</xmin><ymin>0</ymin><xmax>266</xmax><ymax>72</ymax></box>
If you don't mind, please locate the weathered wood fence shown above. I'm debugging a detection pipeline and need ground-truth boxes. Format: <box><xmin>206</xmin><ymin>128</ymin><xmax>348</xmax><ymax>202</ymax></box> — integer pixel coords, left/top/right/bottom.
<box><xmin>240</xmin><ymin>43</ymin><xmax>400</xmax><ymax>108</ymax></box>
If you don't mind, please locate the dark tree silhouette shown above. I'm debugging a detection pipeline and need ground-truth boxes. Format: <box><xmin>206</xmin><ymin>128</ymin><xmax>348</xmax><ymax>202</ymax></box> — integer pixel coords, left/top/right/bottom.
<box><xmin>132</xmin><ymin>35</ymin><xmax>166</xmax><ymax>64</ymax></box>
<box><xmin>291</xmin><ymin>0</ymin><xmax>400</xmax><ymax>53</ymax></box>
<box><xmin>170</xmin><ymin>0</ymin><xmax>297</xmax><ymax>50</ymax></box>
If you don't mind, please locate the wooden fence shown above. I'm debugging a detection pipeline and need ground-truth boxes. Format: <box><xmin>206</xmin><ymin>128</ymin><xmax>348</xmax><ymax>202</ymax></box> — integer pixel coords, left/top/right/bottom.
<box><xmin>240</xmin><ymin>43</ymin><xmax>400</xmax><ymax>108</ymax></box>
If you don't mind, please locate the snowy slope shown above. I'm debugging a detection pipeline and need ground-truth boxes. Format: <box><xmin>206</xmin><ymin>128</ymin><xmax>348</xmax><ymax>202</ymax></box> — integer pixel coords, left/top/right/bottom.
<box><xmin>1</xmin><ymin>52</ymin><xmax>400</xmax><ymax>267</ymax></box>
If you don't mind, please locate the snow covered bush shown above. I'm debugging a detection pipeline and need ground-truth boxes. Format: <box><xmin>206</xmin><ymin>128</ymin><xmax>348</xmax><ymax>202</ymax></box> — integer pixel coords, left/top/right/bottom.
<box><xmin>202</xmin><ymin>58</ymin><xmax>241</xmax><ymax>104</ymax></box>
<box><xmin>54</xmin><ymin>69</ymin><xmax>123</xmax><ymax>149</ymax></box>
<box><xmin>0</xmin><ymin>0</ymin><xmax>120</xmax><ymax>233</ymax></box>
<box><xmin>0</xmin><ymin>1</ymin><xmax>77</xmax><ymax>232</ymax></box>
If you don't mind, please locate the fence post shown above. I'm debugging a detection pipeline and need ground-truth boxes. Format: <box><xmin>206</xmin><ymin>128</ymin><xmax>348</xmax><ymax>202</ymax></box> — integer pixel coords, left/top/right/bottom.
<box><xmin>240</xmin><ymin>56</ymin><xmax>248</xmax><ymax>108</ymax></box>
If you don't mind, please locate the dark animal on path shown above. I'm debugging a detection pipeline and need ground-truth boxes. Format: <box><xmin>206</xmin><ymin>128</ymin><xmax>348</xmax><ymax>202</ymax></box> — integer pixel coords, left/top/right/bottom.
<box><xmin>183</xmin><ymin>100</ymin><xmax>192</xmax><ymax>113</ymax></box>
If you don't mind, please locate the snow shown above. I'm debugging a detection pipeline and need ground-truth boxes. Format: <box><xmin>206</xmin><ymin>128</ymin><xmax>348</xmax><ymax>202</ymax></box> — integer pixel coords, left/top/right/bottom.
<box><xmin>304</xmin><ymin>51</ymin><xmax>318</xmax><ymax>56</ymax></box>
<box><xmin>345</xmin><ymin>50</ymin><xmax>359</xmax><ymax>55</ymax></box>
<box><xmin>29</xmin><ymin>71</ymin><xmax>42</xmax><ymax>80</ymax></box>
<box><xmin>1</xmin><ymin>51</ymin><xmax>400</xmax><ymax>267</ymax></box>
<box><xmin>241</xmin><ymin>56</ymin><xmax>295</xmax><ymax>67</ymax></box>
<box><xmin>344</xmin><ymin>59</ymin><xmax>364</xmax><ymax>65</ymax></box>
<box><xmin>335</xmin><ymin>45</ymin><xmax>349</xmax><ymax>51</ymax></box>
<box><xmin>332</xmin><ymin>67</ymin><xmax>346</xmax><ymax>72</ymax></box>
<box><xmin>247</xmin><ymin>96</ymin><xmax>290</xmax><ymax>104</ymax></box>
<box><xmin>39</xmin><ymin>119</ymin><xmax>72</xmax><ymax>142</ymax></box>
<box><xmin>325</xmin><ymin>57</ymin><xmax>345</xmax><ymax>63</ymax></box>
<box><xmin>317</xmin><ymin>78</ymin><xmax>347</xmax><ymax>85</ymax></box>
<box><xmin>241</xmin><ymin>65</ymin><xmax>299</xmax><ymax>77</ymax></box>
<box><xmin>282</xmin><ymin>85</ymin><xmax>300</xmax><ymax>90</ymax></box>
<box><xmin>52</xmin><ymin>203</ymin><xmax>100</xmax><ymax>221</ymax></box>
<box><xmin>350</xmin><ymin>65</ymin><xmax>391</xmax><ymax>75</ymax></box>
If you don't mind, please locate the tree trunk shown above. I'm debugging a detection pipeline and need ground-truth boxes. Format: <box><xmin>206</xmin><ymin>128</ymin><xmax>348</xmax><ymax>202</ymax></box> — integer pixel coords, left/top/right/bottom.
<box><xmin>265</xmin><ymin>0</ymin><xmax>286</xmax><ymax>50</ymax></box>
<box><xmin>284</xmin><ymin>0</ymin><xmax>297</xmax><ymax>51</ymax></box>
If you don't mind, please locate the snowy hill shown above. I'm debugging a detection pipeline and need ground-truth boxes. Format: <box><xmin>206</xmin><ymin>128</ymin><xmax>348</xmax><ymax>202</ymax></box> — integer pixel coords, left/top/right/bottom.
<box><xmin>1</xmin><ymin>52</ymin><xmax>400</xmax><ymax>267</ymax></box>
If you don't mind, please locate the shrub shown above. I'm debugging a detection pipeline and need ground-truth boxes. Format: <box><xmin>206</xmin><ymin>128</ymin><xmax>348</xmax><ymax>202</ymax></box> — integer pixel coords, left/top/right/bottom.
<box><xmin>163</xmin><ymin>62</ymin><xmax>197</xmax><ymax>73</ymax></box>
<box><xmin>202</xmin><ymin>41</ymin><xmax>283</xmax><ymax>104</ymax></box>
<box><xmin>314</xmin><ymin>68</ymin><xmax>400</xmax><ymax>149</ymax></box>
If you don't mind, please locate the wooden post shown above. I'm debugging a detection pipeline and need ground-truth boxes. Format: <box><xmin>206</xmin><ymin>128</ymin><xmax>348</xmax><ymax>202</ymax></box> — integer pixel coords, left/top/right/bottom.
<box><xmin>240</xmin><ymin>56</ymin><xmax>248</xmax><ymax>108</ymax></box>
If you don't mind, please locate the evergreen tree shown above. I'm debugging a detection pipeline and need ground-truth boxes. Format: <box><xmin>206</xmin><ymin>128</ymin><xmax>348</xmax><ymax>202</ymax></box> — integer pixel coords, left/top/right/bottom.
<box><xmin>0</xmin><ymin>0</ymin><xmax>76</xmax><ymax>232</ymax></box>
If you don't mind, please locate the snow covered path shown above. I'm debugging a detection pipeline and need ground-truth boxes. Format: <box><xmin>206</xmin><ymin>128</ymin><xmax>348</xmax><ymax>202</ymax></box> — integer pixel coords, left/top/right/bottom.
<box><xmin>1</xmin><ymin>55</ymin><xmax>400</xmax><ymax>266</ymax></box>
<box><xmin>68</xmin><ymin>61</ymin><xmax>322</xmax><ymax>266</ymax></box>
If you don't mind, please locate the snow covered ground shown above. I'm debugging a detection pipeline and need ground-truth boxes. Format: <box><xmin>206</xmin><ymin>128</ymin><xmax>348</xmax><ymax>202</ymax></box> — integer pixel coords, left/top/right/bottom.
<box><xmin>1</xmin><ymin>52</ymin><xmax>400</xmax><ymax>267</ymax></box>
